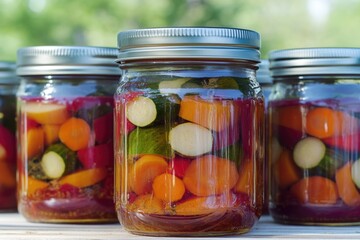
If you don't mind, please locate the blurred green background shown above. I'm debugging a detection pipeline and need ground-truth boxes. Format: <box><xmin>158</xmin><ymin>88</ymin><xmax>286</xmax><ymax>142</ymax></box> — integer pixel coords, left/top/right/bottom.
<box><xmin>1</xmin><ymin>0</ymin><xmax>360</xmax><ymax>61</ymax></box>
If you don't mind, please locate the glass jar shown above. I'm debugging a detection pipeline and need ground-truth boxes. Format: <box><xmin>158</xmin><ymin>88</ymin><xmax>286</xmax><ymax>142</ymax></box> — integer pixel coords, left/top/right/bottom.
<box><xmin>16</xmin><ymin>46</ymin><xmax>120</xmax><ymax>223</ymax></box>
<box><xmin>257</xmin><ymin>59</ymin><xmax>272</xmax><ymax>214</ymax></box>
<box><xmin>115</xmin><ymin>27</ymin><xmax>264</xmax><ymax>236</ymax></box>
<box><xmin>0</xmin><ymin>61</ymin><xmax>18</xmax><ymax>211</ymax></box>
<box><xmin>269</xmin><ymin>48</ymin><xmax>360</xmax><ymax>225</ymax></box>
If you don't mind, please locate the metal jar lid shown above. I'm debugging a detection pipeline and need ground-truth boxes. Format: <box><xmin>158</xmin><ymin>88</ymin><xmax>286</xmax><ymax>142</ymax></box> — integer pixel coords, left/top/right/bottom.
<box><xmin>16</xmin><ymin>46</ymin><xmax>121</xmax><ymax>76</ymax></box>
<box><xmin>0</xmin><ymin>61</ymin><xmax>18</xmax><ymax>84</ymax></box>
<box><xmin>257</xmin><ymin>60</ymin><xmax>272</xmax><ymax>84</ymax></box>
<box><xmin>269</xmin><ymin>48</ymin><xmax>360</xmax><ymax>77</ymax></box>
<box><xmin>117</xmin><ymin>27</ymin><xmax>260</xmax><ymax>63</ymax></box>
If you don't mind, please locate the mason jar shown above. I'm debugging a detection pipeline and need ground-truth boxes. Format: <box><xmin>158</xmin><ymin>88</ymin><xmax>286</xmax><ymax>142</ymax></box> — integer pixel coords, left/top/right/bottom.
<box><xmin>16</xmin><ymin>46</ymin><xmax>120</xmax><ymax>223</ymax></box>
<box><xmin>0</xmin><ymin>61</ymin><xmax>18</xmax><ymax>211</ymax></box>
<box><xmin>269</xmin><ymin>48</ymin><xmax>360</xmax><ymax>225</ymax></box>
<box><xmin>115</xmin><ymin>27</ymin><xmax>264</xmax><ymax>236</ymax></box>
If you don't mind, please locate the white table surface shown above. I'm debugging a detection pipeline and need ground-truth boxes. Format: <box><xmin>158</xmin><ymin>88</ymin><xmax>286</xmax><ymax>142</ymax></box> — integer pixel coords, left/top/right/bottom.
<box><xmin>0</xmin><ymin>213</ymin><xmax>359</xmax><ymax>240</ymax></box>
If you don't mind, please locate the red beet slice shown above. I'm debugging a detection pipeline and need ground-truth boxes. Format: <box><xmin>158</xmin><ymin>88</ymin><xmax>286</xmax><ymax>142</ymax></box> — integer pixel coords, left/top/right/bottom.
<box><xmin>93</xmin><ymin>112</ymin><xmax>113</xmax><ymax>144</ymax></box>
<box><xmin>168</xmin><ymin>156</ymin><xmax>191</xmax><ymax>178</ymax></box>
<box><xmin>277</xmin><ymin>125</ymin><xmax>305</xmax><ymax>150</ymax></box>
<box><xmin>77</xmin><ymin>142</ymin><xmax>113</xmax><ymax>169</ymax></box>
<box><xmin>323</xmin><ymin>132</ymin><xmax>360</xmax><ymax>152</ymax></box>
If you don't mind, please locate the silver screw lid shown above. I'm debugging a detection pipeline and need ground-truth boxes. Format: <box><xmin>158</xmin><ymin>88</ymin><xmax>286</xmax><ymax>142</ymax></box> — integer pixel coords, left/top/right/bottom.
<box><xmin>269</xmin><ymin>48</ymin><xmax>360</xmax><ymax>77</ymax></box>
<box><xmin>257</xmin><ymin>60</ymin><xmax>272</xmax><ymax>84</ymax></box>
<box><xmin>16</xmin><ymin>46</ymin><xmax>121</xmax><ymax>76</ymax></box>
<box><xmin>117</xmin><ymin>27</ymin><xmax>260</xmax><ymax>63</ymax></box>
<box><xmin>0</xmin><ymin>61</ymin><xmax>18</xmax><ymax>84</ymax></box>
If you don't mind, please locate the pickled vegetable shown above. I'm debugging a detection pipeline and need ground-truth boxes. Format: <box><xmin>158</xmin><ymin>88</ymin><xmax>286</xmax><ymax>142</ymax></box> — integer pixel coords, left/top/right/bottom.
<box><xmin>0</xmin><ymin>97</ymin><xmax>17</xmax><ymax>210</ymax></box>
<box><xmin>126</xmin><ymin>96</ymin><xmax>157</xmax><ymax>127</ymax></box>
<box><xmin>23</xmin><ymin>102</ymin><xmax>69</xmax><ymax>125</ymax></box>
<box><xmin>270</xmin><ymin>101</ymin><xmax>360</xmax><ymax>224</ymax></box>
<box><xmin>18</xmin><ymin>97</ymin><xmax>116</xmax><ymax>222</ymax></box>
<box><xmin>128</xmin><ymin>127</ymin><xmax>172</xmax><ymax>157</ymax></box>
<box><xmin>179</xmin><ymin>95</ymin><xmax>233</xmax><ymax>132</ymax></box>
<box><xmin>293</xmin><ymin>137</ymin><xmax>326</xmax><ymax>169</ymax></box>
<box><xmin>129</xmin><ymin>155</ymin><xmax>168</xmax><ymax>195</ymax></box>
<box><xmin>351</xmin><ymin>160</ymin><xmax>360</xmax><ymax>188</ymax></box>
<box><xmin>336</xmin><ymin>162</ymin><xmax>360</xmax><ymax>207</ymax></box>
<box><xmin>40</xmin><ymin>143</ymin><xmax>77</xmax><ymax>179</ymax></box>
<box><xmin>169</xmin><ymin>122</ymin><xmax>213</xmax><ymax>157</ymax></box>
<box><xmin>290</xmin><ymin>176</ymin><xmax>338</xmax><ymax>204</ymax></box>
<box><xmin>115</xmin><ymin>76</ymin><xmax>264</xmax><ymax>235</ymax></box>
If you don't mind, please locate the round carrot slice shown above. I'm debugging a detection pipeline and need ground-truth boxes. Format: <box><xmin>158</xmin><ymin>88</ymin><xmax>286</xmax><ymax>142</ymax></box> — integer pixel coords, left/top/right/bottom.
<box><xmin>183</xmin><ymin>155</ymin><xmax>239</xmax><ymax>197</ymax></box>
<box><xmin>129</xmin><ymin>155</ymin><xmax>168</xmax><ymax>195</ymax></box>
<box><xmin>59</xmin><ymin>117</ymin><xmax>91</xmax><ymax>151</ymax></box>
<box><xmin>305</xmin><ymin>107</ymin><xmax>336</xmax><ymax>139</ymax></box>
<box><xmin>152</xmin><ymin>173</ymin><xmax>185</xmax><ymax>203</ymax></box>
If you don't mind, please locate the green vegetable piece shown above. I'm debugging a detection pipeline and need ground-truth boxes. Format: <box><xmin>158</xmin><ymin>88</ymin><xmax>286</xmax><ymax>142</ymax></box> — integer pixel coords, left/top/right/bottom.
<box><xmin>128</xmin><ymin>126</ymin><xmax>173</xmax><ymax>158</ymax></box>
<box><xmin>158</xmin><ymin>78</ymin><xmax>191</xmax><ymax>94</ymax></box>
<box><xmin>126</xmin><ymin>96</ymin><xmax>157</xmax><ymax>127</ymax></box>
<box><xmin>28</xmin><ymin>156</ymin><xmax>48</xmax><ymax>180</ymax></box>
<box><xmin>309</xmin><ymin>148</ymin><xmax>343</xmax><ymax>178</ymax></box>
<box><xmin>40</xmin><ymin>143</ymin><xmax>77</xmax><ymax>179</ymax></box>
<box><xmin>169</xmin><ymin>122</ymin><xmax>213</xmax><ymax>157</ymax></box>
<box><xmin>351</xmin><ymin>159</ymin><xmax>360</xmax><ymax>188</ymax></box>
<box><xmin>151</xmin><ymin>94</ymin><xmax>180</xmax><ymax>125</ymax></box>
<box><xmin>215</xmin><ymin>142</ymin><xmax>243</xmax><ymax>167</ymax></box>
<box><xmin>293</xmin><ymin>137</ymin><xmax>326</xmax><ymax>169</ymax></box>
<box><xmin>126</xmin><ymin>95</ymin><xmax>180</xmax><ymax>127</ymax></box>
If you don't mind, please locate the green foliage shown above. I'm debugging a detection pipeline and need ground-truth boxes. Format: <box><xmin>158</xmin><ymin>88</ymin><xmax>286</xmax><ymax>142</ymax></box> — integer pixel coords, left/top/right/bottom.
<box><xmin>1</xmin><ymin>0</ymin><xmax>360</xmax><ymax>60</ymax></box>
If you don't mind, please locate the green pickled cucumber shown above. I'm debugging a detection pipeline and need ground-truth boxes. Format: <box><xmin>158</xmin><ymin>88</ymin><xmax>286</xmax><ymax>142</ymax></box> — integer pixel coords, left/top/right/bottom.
<box><xmin>309</xmin><ymin>148</ymin><xmax>345</xmax><ymax>178</ymax></box>
<box><xmin>126</xmin><ymin>95</ymin><xmax>180</xmax><ymax>127</ymax></box>
<box><xmin>40</xmin><ymin>143</ymin><xmax>77</xmax><ymax>179</ymax></box>
<box><xmin>128</xmin><ymin>126</ymin><xmax>173</xmax><ymax>158</ymax></box>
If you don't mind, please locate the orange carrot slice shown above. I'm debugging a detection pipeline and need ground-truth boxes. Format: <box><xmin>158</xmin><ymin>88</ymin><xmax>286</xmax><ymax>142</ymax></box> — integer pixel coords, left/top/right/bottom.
<box><xmin>152</xmin><ymin>173</ymin><xmax>185</xmax><ymax>203</ymax></box>
<box><xmin>58</xmin><ymin>167</ymin><xmax>107</xmax><ymax>188</ymax></box>
<box><xmin>59</xmin><ymin>117</ymin><xmax>91</xmax><ymax>151</ymax></box>
<box><xmin>0</xmin><ymin>145</ymin><xmax>6</xmax><ymax>162</ymax></box>
<box><xmin>43</xmin><ymin>124</ymin><xmax>61</xmax><ymax>146</ymax></box>
<box><xmin>178</xmin><ymin>95</ymin><xmax>233</xmax><ymax>132</ymax></box>
<box><xmin>128</xmin><ymin>194</ymin><xmax>164</xmax><ymax>214</ymax></box>
<box><xmin>290</xmin><ymin>176</ymin><xmax>338</xmax><ymax>204</ymax></box>
<box><xmin>129</xmin><ymin>155</ymin><xmax>168</xmax><ymax>195</ymax></box>
<box><xmin>335</xmin><ymin>162</ymin><xmax>360</xmax><ymax>207</ymax></box>
<box><xmin>27</xmin><ymin>176</ymin><xmax>48</xmax><ymax>195</ymax></box>
<box><xmin>305</xmin><ymin>107</ymin><xmax>337</xmax><ymax>139</ymax></box>
<box><xmin>273</xmin><ymin>149</ymin><xmax>300</xmax><ymax>189</ymax></box>
<box><xmin>234</xmin><ymin>160</ymin><xmax>254</xmax><ymax>195</ymax></box>
<box><xmin>0</xmin><ymin>161</ymin><xmax>16</xmax><ymax>188</ymax></box>
<box><xmin>26</xmin><ymin>127</ymin><xmax>45</xmax><ymax>158</ymax></box>
<box><xmin>183</xmin><ymin>155</ymin><xmax>239</xmax><ymax>196</ymax></box>
<box><xmin>175</xmin><ymin>192</ymin><xmax>238</xmax><ymax>215</ymax></box>
<box><xmin>23</xmin><ymin>102</ymin><xmax>69</xmax><ymax>125</ymax></box>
